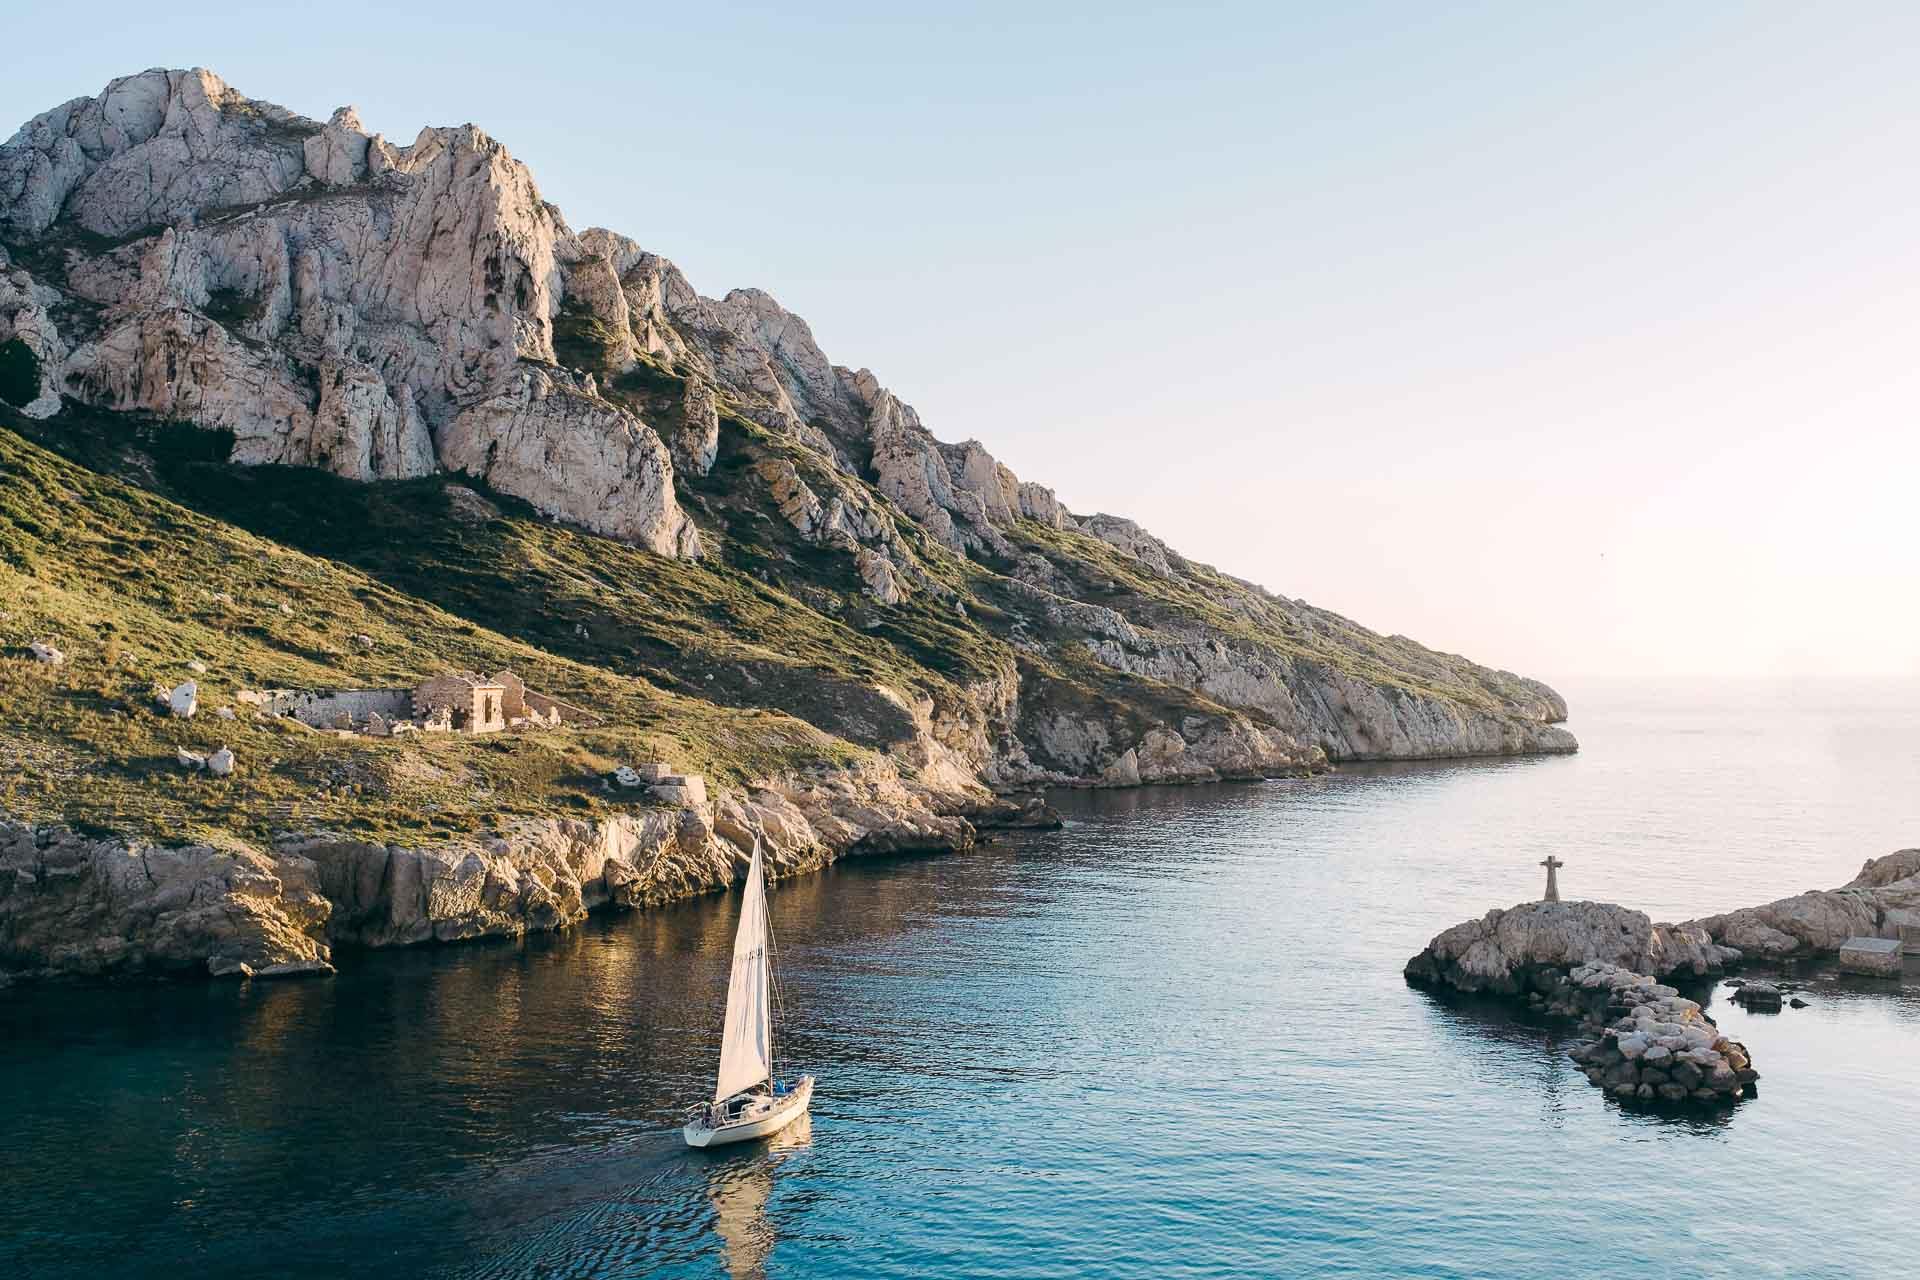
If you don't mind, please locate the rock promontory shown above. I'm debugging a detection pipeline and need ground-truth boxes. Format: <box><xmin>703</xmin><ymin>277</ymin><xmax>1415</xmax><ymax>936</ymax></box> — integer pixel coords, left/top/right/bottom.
<box><xmin>1403</xmin><ymin>899</ymin><xmax>1740</xmax><ymax>994</ymax></box>
<box><xmin>1406</xmin><ymin>900</ymin><xmax>1752</xmax><ymax>1109</ymax></box>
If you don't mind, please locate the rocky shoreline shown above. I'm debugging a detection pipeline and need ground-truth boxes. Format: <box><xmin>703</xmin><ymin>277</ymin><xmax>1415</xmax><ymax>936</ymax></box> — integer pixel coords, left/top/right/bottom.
<box><xmin>1683</xmin><ymin>849</ymin><xmax>1920</xmax><ymax>960</ymax></box>
<box><xmin>1406</xmin><ymin>850</ymin><xmax>1920</xmax><ymax>1110</ymax></box>
<box><xmin>1405</xmin><ymin>899</ymin><xmax>1752</xmax><ymax>1109</ymax></box>
<box><xmin>0</xmin><ymin>763</ymin><xmax>1053</xmax><ymax>983</ymax></box>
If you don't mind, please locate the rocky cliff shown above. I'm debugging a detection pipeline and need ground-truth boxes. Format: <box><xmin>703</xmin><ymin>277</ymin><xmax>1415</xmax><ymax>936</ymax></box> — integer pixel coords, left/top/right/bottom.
<box><xmin>0</xmin><ymin>68</ymin><xmax>1574</xmax><ymax>805</ymax></box>
<box><xmin>0</xmin><ymin>764</ymin><xmax>973</xmax><ymax>979</ymax></box>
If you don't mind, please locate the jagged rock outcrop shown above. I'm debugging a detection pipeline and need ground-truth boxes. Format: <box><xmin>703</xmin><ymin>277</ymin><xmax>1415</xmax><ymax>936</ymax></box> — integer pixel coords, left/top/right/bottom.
<box><xmin>0</xmin><ymin>817</ymin><xmax>334</xmax><ymax>978</ymax></box>
<box><xmin>439</xmin><ymin>366</ymin><xmax>699</xmax><ymax>555</ymax></box>
<box><xmin>1404</xmin><ymin>899</ymin><xmax>1740</xmax><ymax>995</ymax></box>
<box><xmin>0</xmin><ymin>68</ymin><xmax>696</xmax><ymax>557</ymax></box>
<box><xmin>1684</xmin><ymin>848</ymin><xmax>1920</xmax><ymax>959</ymax></box>
<box><xmin>0</xmin><ymin>762</ymin><xmax>976</xmax><ymax>980</ymax></box>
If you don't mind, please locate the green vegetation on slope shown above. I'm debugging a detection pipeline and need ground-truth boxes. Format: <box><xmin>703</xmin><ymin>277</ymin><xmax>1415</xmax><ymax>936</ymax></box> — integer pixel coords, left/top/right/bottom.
<box><xmin>0</xmin><ymin>416</ymin><xmax>859</xmax><ymax>847</ymax></box>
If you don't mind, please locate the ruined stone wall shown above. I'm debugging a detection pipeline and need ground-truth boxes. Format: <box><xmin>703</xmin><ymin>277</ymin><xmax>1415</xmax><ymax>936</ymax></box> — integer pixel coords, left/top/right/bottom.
<box><xmin>253</xmin><ymin>688</ymin><xmax>412</xmax><ymax>728</ymax></box>
<box><xmin>412</xmin><ymin>675</ymin><xmax>476</xmax><ymax>718</ymax></box>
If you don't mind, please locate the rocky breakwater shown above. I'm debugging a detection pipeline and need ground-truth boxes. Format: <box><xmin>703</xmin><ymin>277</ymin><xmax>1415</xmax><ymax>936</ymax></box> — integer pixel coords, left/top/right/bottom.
<box><xmin>0</xmin><ymin>764</ymin><xmax>974</xmax><ymax>981</ymax></box>
<box><xmin>1405</xmin><ymin>899</ymin><xmax>1752</xmax><ymax>1109</ymax></box>
<box><xmin>1559</xmin><ymin>964</ymin><xmax>1757</xmax><ymax>1105</ymax></box>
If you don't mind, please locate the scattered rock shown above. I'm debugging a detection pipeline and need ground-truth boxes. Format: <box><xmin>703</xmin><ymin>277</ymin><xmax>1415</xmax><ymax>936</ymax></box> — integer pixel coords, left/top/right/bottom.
<box><xmin>176</xmin><ymin>748</ymin><xmax>206</xmax><ymax>770</ymax></box>
<box><xmin>27</xmin><ymin>640</ymin><xmax>64</xmax><ymax>665</ymax></box>
<box><xmin>1732</xmin><ymin>981</ymin><xmax>1782</xmax><ymax>1010</ymax></box>
<box><xmin>350</xmin><ymin>633</ymin><xmax>375</xmax><ymax>651</ymax></box>
<box><xmin>1789</xmin><ymin>997</ymin><xmax>1809</xmax><ymax>1009</ymax></box>
<box><xmin>1555</xmin><ymin>962</ymin><xmax>1756</xmax><ymax>1108</ymax></box>
<box><xmin>187</xmin><ymin>659</ymin><xmax>207</xmax><ymax>674</ymax></box>
<box><xmin>216</xmin><ymin>706</ymin><xmax>235</xmax><ymax>720</ymax></box>
<box><xmin>612</xmin><ymin>766</ymin><xmax>644</xmax><ymax>788</ymax></box>
<box><xmin>207</xmin><ymin>746</ymin><xmax>234</xmax><ymax>777</ymax></box>
<box><xmin>163</xmin><ymin>680</ymin><xmax>198</xmax><ymax>719</ymax></box>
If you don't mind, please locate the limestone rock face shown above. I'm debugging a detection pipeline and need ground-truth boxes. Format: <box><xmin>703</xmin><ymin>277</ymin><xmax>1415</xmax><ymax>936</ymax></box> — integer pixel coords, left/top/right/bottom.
<box><xmin>439</xmin><ymin>367</ymin><xmax>699</xmax><ymax>556</ymax></box>
<box><xmin>0</xmin><ymin>760</ymin><xmax>979</xmax><ymax>980</ymax></box>
<box><xmin>0</xmin><ymin>67</ymin><xmax>698</xmax><ymax>557</ymax></box>
<box><xmin>1404</xmin><ymin>899</ymin><xmax>1740</xmax><ymax>996</ymax></box>
<box><xmin>0</xmin><ymin>817</ymin><xmax>333</xmax><ymax>978</ymax></box>
<box><xmin>0</xmin><ymin>69</ymin><xmax>308</xmax><ymax>240</ymax></box>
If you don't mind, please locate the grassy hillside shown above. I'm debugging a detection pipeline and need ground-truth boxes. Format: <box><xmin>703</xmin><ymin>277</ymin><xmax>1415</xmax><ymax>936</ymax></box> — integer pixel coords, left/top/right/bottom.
<box><xmin>0</xmin><ymin>415</ymin><xmax>862</xmax><ymax>847</ymax></box>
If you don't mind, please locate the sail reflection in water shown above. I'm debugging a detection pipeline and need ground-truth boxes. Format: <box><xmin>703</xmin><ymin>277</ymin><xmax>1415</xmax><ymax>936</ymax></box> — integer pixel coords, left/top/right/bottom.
<box><xmin>708</xmin><ymin>1114</ymin><xmax>812</xmax><ymax>1279</ymax></box>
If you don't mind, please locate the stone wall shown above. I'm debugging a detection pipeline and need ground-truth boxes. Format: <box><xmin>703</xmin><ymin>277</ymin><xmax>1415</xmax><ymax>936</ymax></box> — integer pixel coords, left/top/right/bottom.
<box><xmin>247</xmin><ymin>688</ymin><xmax>412</xmax><ymax>729</ymax></box>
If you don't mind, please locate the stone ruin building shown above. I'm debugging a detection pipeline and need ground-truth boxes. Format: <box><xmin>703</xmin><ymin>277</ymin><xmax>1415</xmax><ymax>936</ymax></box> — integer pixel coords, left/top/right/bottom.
<box><xmin>237</xmin><ymin>670</ymin><xmax>594</xmax><ymax>737</ymax></box>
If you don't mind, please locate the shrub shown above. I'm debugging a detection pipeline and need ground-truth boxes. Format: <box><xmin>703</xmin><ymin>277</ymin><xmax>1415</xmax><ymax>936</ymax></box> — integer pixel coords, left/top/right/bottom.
<box><xmin>0</xmin><ymin>338</ymin><xmax>40</xmax><ymax>407</ymax></box>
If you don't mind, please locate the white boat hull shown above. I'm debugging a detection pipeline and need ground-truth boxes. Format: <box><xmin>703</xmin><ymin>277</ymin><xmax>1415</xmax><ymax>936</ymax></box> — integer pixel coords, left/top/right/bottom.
<box><xmin>684</xmin><ymin>1077</ymin><xmax>814</xmax><ymax>1148</ymax></box>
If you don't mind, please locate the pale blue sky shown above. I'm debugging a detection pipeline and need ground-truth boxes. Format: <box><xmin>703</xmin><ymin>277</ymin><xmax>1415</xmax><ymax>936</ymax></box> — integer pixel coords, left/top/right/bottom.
<box><xmin>8</xmin><ymin>2</ymin><xmax>1917</xmax><ymax>682</ymax></box>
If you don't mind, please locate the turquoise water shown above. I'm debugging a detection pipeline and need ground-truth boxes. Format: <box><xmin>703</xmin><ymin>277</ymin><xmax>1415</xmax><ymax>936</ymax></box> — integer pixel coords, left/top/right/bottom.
<box><xmin>4</xmin><ymin>680</ymin><xmax>1918</xmax><ymax>1278</ymax></box>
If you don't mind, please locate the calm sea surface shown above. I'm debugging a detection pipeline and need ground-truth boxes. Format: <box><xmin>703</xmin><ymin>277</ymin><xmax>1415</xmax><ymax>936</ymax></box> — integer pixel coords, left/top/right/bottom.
<box><xmin>4</xmin><ymin>679</ymin><xmax>1918</xmax><ymax>1278</ymax></box>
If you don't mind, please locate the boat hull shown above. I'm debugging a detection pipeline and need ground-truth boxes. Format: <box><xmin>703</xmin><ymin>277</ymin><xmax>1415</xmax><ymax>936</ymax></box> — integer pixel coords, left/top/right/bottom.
<box><xmin>684</xmin><ymin>1077</ymin><xmax>814</xmax><ymax>1148</ymax></box>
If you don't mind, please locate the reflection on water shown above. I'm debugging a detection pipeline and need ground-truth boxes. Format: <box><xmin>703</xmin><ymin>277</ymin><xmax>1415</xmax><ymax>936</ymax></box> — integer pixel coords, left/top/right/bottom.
<box><xmin>3</xmin><ymin>682</ymin><xmax>1919</xmax><ymax>1278</ymax></box>
<box><xmin>708</xmin><ymin>1114</ymin><xmax>811</xmax><ymax>1279</ymax></box>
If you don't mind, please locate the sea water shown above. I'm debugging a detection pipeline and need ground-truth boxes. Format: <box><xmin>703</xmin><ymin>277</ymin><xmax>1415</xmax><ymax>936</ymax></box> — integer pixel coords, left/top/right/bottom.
<box><xmin>3</xmin><ymin>678</ymin><xmax>1917</xmax><ymax>1278</ymax></box>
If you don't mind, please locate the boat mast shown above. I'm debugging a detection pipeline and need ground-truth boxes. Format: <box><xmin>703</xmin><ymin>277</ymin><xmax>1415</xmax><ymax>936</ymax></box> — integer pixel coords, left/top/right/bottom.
<box><xmin>762</xmin><ymin>843</ymin><xmax>787</xmax><ymax>1087</ymax></box>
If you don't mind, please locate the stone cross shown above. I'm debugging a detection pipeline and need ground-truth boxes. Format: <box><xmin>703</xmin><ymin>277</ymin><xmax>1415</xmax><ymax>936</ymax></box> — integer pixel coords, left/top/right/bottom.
<box><xmin>1540</xmin><ymin>855</ymin><xmax>1564</xmax><ymax>903</ymax></box>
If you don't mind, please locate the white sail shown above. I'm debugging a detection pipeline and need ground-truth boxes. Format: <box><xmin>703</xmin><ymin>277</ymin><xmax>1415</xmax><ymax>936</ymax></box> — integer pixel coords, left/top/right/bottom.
<box><xmin>713</xmin><ymin>843</ymin><xmax>773</xmax><ymax>1102</ymax></box>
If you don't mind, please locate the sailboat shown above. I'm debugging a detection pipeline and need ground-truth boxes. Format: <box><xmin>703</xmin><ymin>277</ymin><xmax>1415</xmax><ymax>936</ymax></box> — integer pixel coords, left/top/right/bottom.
<box><xmin>684</xmin><ymin>840</ymin><xmax>815</xmax><ymax>1148</ymax></box>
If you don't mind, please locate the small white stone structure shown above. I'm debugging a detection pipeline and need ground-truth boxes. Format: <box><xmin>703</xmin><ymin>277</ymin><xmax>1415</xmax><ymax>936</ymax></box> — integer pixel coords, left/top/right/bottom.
<box><xmin>1540</xmin><ymin>854</ymin><xmax>1564</xmax><ymax>903</ymax></box>
<box><xmin>1838</xmin><ymin>936</ymin><xmax>1903</xmax><ymax>977</ymax></box>
<box><xmin>611</xmin><ymin>762</ymin><xmax>708</xmax><ymax>807</ymax></box>
<box><xmin>653</xmin><ymin>774</ymin><xmax>708</xmax><ymax>806</ymax></box>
